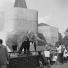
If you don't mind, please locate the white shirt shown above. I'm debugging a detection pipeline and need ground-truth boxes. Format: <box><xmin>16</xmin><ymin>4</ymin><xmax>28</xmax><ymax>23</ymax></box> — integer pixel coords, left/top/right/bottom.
<box><xmin>30</xmin><ymin>42</ymin><xmax>34</xmax><ymax>51</ymax></box>
<box><xmin>44</xmin><ymin>50</ymin><xmax>50</xmax><ymax>57</ymax></box>
<box><xmin>63</xmin><ymin>49</ymin><xmax>67</xmax><ymax>57</ymax></box>
<box><xmin>30</xmin><ymin>42</ymin><xmax>35</xmax><ymax>55</ymax></box>
<box><xmin>57</xmin><ymin>46</ymin><xmax>62</xmax><ymax>53</ymax></box>
<box><xmin>52</xmin><ymin>55</ymin><xmax>57</xmax><ymax>61</ymax></box>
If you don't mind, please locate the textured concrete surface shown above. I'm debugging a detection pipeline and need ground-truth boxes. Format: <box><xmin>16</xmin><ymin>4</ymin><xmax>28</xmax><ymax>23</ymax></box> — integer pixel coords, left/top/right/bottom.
<box><xmin>5</xmin><ymin>8</ymin><xmax>38</xmax><ymax>50</ymax></box>
<box><xmin>14</xmin><ymin>0</ymin><xmax>27</xmax><ymax>8</ymax></box>
<box><xmin>5</xmin><ymin>8</ymin><xmax>38</xmax><ymax>34</ymax></box>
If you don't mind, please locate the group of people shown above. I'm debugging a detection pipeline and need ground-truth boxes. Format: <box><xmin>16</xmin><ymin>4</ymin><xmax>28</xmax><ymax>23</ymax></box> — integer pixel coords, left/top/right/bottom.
<box><xmin>16</xmin><ymin>35</ymin><xmax>68</xmax><ymax>67</ymax></box>
<box><xmin>56</xmin><ymin>45</ymin><xmax>68</xmax><ymax>64</ymax></box>
<box><xmin>37</xmin><ymin>44</ymin><xmax>68</xmax><ymax>68</ymax></box>
<box><xmin>18</xmin><ymin>36</ymin><xmax>37</xmax><ymax>55</ymax></box>
<box><xmin>1</xmin><ymin>35</ymin><xmax>68</xmax><ymax>68</ymax></box>
<box><xmin>0</xmin><ymin>36</ymin><xmax>36</xmax><ymax>68</ymax></box>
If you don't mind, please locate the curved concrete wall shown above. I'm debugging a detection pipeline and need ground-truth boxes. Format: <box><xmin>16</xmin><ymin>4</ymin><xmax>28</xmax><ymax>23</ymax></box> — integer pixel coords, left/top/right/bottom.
<box><xmin>5</xmin><ymin>8</ymin><xmax>38</xmax><ymax>34</ymax></box>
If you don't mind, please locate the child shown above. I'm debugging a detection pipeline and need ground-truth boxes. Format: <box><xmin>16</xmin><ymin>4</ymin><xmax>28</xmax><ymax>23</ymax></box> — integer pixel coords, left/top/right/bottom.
<box><xmin>52</xmin><ymin>53</ymin><xmax>57</xmax><ymax>65</ymax></box>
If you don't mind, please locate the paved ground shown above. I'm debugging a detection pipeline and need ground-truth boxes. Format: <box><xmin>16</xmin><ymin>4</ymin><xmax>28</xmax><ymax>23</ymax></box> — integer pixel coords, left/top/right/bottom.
<box><xmin>51</xmin><ymin>63</ymin><xmax>68</xmax><ymax>68</ymax></box>
<box><xmin>40</xmin><ymin>62</ymin><xmax>68</xmax><ymax>68</ymax></box>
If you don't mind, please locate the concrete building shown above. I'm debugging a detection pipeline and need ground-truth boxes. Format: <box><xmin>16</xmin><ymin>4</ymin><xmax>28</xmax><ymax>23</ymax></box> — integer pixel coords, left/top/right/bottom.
<box><xmin>38</xmin><ymin>23</ymin><xmax>58</xmax><ymax>45</ymax></box>
<box><xmin>0</xmin><ymin>0</ymin><xmax>38</xmax><ymax>51</ymax></box>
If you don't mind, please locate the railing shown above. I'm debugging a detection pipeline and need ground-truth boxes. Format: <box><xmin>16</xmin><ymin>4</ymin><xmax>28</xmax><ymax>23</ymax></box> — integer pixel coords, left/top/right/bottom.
<box><xmin>8</xmin><ymin>50</ymin><xmax>45</xmax><ymax>54</ymax></box>
<box><xmin>8</xmin><ymin>52</ymin><xmax>38</xmax><ymax>68</ymax></box>
<box><xmin>8</xmin><ymin>51</ymin><xmax>42</xmax><ymax>58</ymax></box>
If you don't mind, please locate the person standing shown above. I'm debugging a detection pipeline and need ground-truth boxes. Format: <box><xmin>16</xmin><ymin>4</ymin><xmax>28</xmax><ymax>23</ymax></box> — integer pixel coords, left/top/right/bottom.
<box><xmin>44</xmin><ymin>49</ymin><xmax>50</xmax><ymax>66</ymax></box>
<box><xmin>0</xmin><ymin>39</ymin><xmax>9</xmax><ymax>68</ymax></box>
<box><xmin>19</xmin><ymin>37</ymin><xmax>30</xmax><ymax>54</ymax></box>
<box><xmin>57</xmin><ymin>45</ymin><xmax>64</xmax><ymax>64</ymax></box>
<box><xmin>37</xmin><ymin>51</ymin><xmax>44</xmax><ymax>68</ymax></box>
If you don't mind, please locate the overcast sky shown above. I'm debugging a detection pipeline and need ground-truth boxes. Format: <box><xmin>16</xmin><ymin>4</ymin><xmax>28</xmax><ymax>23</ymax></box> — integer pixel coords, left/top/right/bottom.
<box><xmin>26</xmin><ymin>0</ymin><xmax>68</xmax><ymax>35</ymax></box>
<box><xmin>0</xmin><ymin>0</ymin><xmax>68</xmax><ymax>36</ymax></box>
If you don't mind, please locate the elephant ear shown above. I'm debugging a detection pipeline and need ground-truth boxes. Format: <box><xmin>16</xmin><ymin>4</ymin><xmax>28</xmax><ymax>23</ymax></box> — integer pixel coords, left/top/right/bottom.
<box><xmin>6</xmin><ymin>34</ymin><xmax>18</xmax><ymax>51</ymax></box>
<box><xmin>6</xmin><ymin>31</ymin><xmax>28</xmax><ymax>52</ymax></box>
<box><xmin>37</xmin><ymin>32</ymin><xmax>47</xmax><ymax>46</ymax></box>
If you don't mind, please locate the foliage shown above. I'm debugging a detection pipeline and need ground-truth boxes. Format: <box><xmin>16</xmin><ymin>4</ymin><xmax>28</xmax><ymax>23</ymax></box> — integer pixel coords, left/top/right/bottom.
<box><xmin>62</xmin><ymin>36</ymin><xmax>68</xmax><ymax>47</ymax></box>
<box><xmin>55</xmin><ymin>32</ymin><xmax>63</xmax><ymax>46</ymax></box>
<box><xmin>65</xmin><ymin>28</ymin><xmax>68</xmax><ymax>32</ymax></box>
<box><xmin>62</xmin><ymin>28</ymin><xmax>68</xmax><ymax>47</ymax></box>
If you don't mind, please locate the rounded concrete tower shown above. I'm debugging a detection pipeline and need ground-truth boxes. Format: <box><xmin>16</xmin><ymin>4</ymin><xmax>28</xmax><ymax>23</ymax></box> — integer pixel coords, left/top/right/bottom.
<box><xmin>5</xmin><ymin>0</ymin><xmax>38</xmax><ymax>51</ymax></box>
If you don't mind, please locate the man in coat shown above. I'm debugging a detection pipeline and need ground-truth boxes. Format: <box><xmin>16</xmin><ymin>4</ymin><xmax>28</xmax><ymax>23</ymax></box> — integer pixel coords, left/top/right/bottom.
<box><xmin>0</xmin><ymin>39</ymin><xmax>9</xmax><ymax>68</ymax></box>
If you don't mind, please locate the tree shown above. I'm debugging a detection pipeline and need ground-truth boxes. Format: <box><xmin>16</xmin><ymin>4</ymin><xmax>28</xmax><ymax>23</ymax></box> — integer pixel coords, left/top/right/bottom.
<box><xmin>62</xmin><ymin>36</ymin><xmax>68</xmax><ymax>47</ymax></box>
<box><xmin>65</xmin><ymin>28</ymin><xmax>68</xmax><ymax>32</ymax></box>
<box><xmin>58</xmin><ymin>32</ymin><xmax>63</xmax><ymax>44</ymax></box>
<box><xmin>62</xmin><ymin>28</ymin><xmax>68</xmax><ymax>47</ymax></box>
<box><xmin>55</xmin><ymin>32</ymin><xmax>63</xmax><ymax>46</ymax></box>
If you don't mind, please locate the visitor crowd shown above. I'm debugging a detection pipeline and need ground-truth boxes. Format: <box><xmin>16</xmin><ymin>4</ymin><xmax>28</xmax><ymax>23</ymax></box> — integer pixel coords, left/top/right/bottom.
<box><xmin>37</xmin><ymin>44</ymin><xmax>68</xmax><ymax>68</ymax></box>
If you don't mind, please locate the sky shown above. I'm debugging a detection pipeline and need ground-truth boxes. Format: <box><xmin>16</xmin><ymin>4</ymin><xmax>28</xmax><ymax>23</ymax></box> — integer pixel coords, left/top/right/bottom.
<box><xmin>26</xmin><ymin>0</ymin><xmax>68</xmax><ymax>36</ymax></box>
<box><xmin>0</xmin><ymin>0</ymin><xmax>68</xmax><ymax>36</ymax></box>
